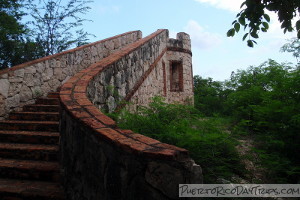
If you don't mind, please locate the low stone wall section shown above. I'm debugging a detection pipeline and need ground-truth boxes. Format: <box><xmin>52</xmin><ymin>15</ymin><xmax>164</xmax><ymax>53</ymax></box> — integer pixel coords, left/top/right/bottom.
<box><xmin>59</xmin><ymin>29</ymin><xmax>202</xmax><ymax>200</ymax></box>
<box><xmin>0</xmin><ymin>31</ymin><xmax>142</xmax><ymax>119</ymax></box>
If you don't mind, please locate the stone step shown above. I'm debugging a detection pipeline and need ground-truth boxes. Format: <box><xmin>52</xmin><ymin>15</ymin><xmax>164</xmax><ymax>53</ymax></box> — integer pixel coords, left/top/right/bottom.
<box><xmin>23</xmin><ymin>105</ymin><xmax>60</xmax><ymax>112</ymax></box>
<box><xmin>0</xmin><ymin>121</ymin><xmax>59</xmax><ymax>132</ymax></box>
<box><xmin>35</xmin><ymin>98</ymin><xmax>60</xmax><ymax>105</ymax></box>
<box><xmin>0</xmin><ymin>178</ymin><xmax>65</xmax><ymax>200</ymax></box>
<box><xmin>9</xmin><ymin>112</ymin><xmax>60</xmax><ymax>121</ymax></box>
<box><xmin>47</xmin><ymin>92</ymin><xmax>60</xmax><ymax>99</ymax></box>
<box><xmin>0</xmin><ymin>143</ymin><xmax>58</xmax><ymax>161</ymax></box>
<box><xmin>0</xmin><ymin>158</ymin><xmax>60</xmax><ymax>182</ymax></box>
<box><xmin>0</xmin><ymin>130</ymin><xmax>59</xmax><ymax>145</ymax></box>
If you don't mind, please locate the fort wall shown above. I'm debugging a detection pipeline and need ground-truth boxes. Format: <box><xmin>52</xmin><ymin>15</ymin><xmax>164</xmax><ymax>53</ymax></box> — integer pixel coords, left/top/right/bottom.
<box><xmin>59</xmin><ymin>29</ymin><xmax>201</xmax><ymax>200</ymax></box>
<box><xmin>0</xmin><ymin>31</ymin><xmax>142</xmax><ymax>119</ymax></box>
<box><xmin>0</xmin><ymin>29</ymin><xmax>202</xmax><ymax>199</ymax></box>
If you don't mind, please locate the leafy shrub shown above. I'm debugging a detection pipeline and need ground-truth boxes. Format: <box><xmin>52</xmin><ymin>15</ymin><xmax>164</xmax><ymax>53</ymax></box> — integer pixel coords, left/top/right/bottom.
<box><xmin>111</xmin><ymin>96</ymin><xmax>243</xmax><ymax>183</ymax></box>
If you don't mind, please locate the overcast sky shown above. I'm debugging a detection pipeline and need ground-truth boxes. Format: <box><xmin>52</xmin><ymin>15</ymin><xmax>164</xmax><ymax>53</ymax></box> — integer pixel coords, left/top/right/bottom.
<box><xmin>81</xmin><ymin>0</ymin><xmax>297</xmax><ymax>81</ymax></box>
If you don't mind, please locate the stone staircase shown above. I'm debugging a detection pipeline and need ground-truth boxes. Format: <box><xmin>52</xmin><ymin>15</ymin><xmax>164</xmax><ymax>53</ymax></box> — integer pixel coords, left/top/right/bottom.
<box><xmin>0</xmin><ymin>92</ymin><xmax>65</xmax><ymax>200</ymax></box>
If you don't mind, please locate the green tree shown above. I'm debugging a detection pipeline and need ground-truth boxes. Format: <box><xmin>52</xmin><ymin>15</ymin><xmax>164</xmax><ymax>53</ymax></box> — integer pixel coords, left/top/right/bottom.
<box><xmin>280</xmin><ymin>38</ymin><xmax>300</xmax><ymax>64</ymax></box>
<box><xmin>0</xmin><ymin>0</ymin><xmax>48</xmax><ymax>69</ymax></box>
<box><xmin>0</xmin><ymin>1</ymin><xmax>30</xmax><ymax>68</ymax></box>
<box><xmin>225</xmin><ymin>60</ymin><xmax>300</xmax><ymax>183</ymax></box>
<box><xmin>227</xmin><ymin>0</ymin><xmax>300</xmax><ymax>47</ymax></box>
<box><xmin>194</xmin><ymin>75</ymin><xmax>229</xmax><ymax>116</ymax></box>
<box><xmin>26</xmin><ymin>0</ymin><xmax>93</xmax><ymax>56</ymax></box>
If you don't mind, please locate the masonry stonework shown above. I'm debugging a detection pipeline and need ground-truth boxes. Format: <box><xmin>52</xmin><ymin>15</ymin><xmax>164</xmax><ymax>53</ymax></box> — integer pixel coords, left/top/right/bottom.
<box><xmin>0</xmin><ymin>29</ymin><xmax>202</xmax><ymax>200</ymax></box>
<box><xmin>0</xmin><ymin>31</ymin><xmax>142</xmax><ymax>120</ymax></box>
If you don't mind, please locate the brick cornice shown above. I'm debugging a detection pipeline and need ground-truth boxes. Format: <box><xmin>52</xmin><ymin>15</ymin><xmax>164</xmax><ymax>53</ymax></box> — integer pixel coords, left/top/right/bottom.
<box><xmin>167</xmin><ymin>46</ymin><xmax>192</xmax><ymax>56</ymax></box>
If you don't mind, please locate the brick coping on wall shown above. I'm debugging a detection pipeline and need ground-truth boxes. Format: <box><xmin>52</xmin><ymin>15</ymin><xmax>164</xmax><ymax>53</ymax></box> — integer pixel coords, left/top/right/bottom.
<box><xmin>60</xmin><ymin>29</ymin><xmax>191</xmax><ymax>161</ymax></box>
<box><xmin>0</xmin><ymin>31</ymin><xmax>141</xmax><ymax>76</ymax></box>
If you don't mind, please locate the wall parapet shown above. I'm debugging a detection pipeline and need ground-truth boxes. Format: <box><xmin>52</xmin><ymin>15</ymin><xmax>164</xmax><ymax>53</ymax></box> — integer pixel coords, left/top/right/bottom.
<box><xmin>0</xmin><ymin>31</ymin><xmax>142</xmax><ymax>119</ymax></box>
<box><xmin>60</xmin><ymin>29</ymin><xmax>202</xmax><ymax>200</ymax></box>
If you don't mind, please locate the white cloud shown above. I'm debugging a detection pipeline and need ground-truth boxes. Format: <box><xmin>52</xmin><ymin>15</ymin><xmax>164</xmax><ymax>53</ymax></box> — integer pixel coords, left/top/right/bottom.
<box><xmin>184</xmin><ymin>20</ymin><xmax>222</xmax><ymax>50</ymax></box>
<box><xmin>194</xmin><ymin>0</ymin><xmax>244</xmax><ymax>12</ymax></box>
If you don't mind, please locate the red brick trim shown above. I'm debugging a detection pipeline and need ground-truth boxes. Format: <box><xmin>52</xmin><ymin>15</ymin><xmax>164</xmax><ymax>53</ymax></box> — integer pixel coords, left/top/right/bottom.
<box><xmin>60</xmin><ymin>29</ymin><xmax>189</xmax><ymax>161</ymax></box>
<box><xmin>0</xmin><ymin>31</ymin><xmax>141</xmax><ymax>75</ymax></box>
<box><xmin>162</xmin><ymin>60</ymin><xmax>167</xmax><ymax>97</ymax></box>
<box><xmin>167</xmin><ymin>47</ymin><xmax>192</xmax><ymax>56</ymax></box>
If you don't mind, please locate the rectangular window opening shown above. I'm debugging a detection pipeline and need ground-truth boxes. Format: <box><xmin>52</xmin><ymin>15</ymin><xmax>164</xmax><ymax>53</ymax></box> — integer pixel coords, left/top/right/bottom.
<box><xmin>170</xmin><ymin>61</ymin><xmax>183</xmax><ymax>92</ymax></box>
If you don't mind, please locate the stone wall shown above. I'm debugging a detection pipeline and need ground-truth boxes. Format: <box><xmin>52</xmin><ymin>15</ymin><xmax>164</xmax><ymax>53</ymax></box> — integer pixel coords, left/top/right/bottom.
<box><xmin>59</xmin><ymin>29</ymin><xmax>202</xmax><ymax>200</ymax></box>
<box><xmin>87</xmin><ymin>30</ymin><xmax>167</xmax><ymax>113</ymax></box>
<box><xmin>0</xmin><ymin>31</ymin><xmax>142</xmax><ymax>120</ymax></box>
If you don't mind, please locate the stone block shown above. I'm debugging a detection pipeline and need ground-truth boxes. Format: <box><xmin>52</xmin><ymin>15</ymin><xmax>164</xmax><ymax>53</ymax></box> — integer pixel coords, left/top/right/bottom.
<box><xmin>42</xmin><ymin>67</ymin><xmax>54</xmax><ymax>81</ymax></box>
<box><xmin>6</xmin><ymin>94</ymin><xmax>20</xmax><ymax>108</ymax></box>
<box><xmin>24</xmin><ymin>66</ymin><xmax>37</xmax><ymax>74</ymax></box>
<box><xmin>19</xmin><ymin>85</ymin><xmax>32</xmax><ymax>102</ymax></box>
<box><xmin>36</xmin><ymin>63</ymin><xmax>45</xmax><ymax>74</ymax></box>
<box><xmin>0</xmin><ymin>79</ymin><xmax>9</xmax><ymax>98</ymax></box>
<box><xmin>0</xmin><ymin>94</ymin><xmax>5</xmax><ymax>116</ymax></box>
<box><xmin>31</xmin><ymin>86</ymin><xmax>43</xmax><ymax>98</ymax></box>
<box><xmin>106</xmin><ymin>96</ymin><xmax>116</xmax><ymax>112</ymax></box>
<box><xmin>14</xmin><ymin>69</ymin><xmax>25</xmax><ymax>77</ymax></box>
<box><xmin>24</xmin><ymin>73</ymin><xmax>34</xmax><ymax>87</ymax></box>
<box><xmin>8</xmin><ymin>77</ymin><xmax>23</xmax><ymax>83</ymax></box>
<box><xmin>33</xmin><ymin>73</ymin><xmax>42</xmax><ymax>86</ymax></box>
<box><xmin>8</xmin><ymin>83</ymin><xmax>22</xmax><ymax>97</ymax></box>
<box><xmin>145</xmin><ymin>161</ymin><xmax>184</xmax><ymax>199</ymax></box>
<box><xmin>48</xmin><ymin>78</ymin><xmax>61</xmax><ymax>91</ymax></box>
<box><xmin>54</xmin><ymin>67</ymin><xmax>65</xmax><ymax>81</ymax></box>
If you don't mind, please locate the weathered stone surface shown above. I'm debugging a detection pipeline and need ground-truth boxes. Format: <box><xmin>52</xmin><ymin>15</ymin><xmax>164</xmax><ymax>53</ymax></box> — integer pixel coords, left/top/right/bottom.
<box><xmin>6</xmin><ymin>94</ymin><xmax>20</xmax><ymax>108</ymax></box>
<box><xmin>24</xmin><ymin>66</ymin><xmax>37</xmax><ymax>74</ymax></box>
<box><xmin>114</xmin><ymin>38</ymin><xmax>121</xmax><ymax>49</ymax></box>
<box><xmin>23</xmin><ymin>73</ymin><xmax>34</xmax><ymax>87</ymax></box>
<box><xmin>14</xmin><ymin>69</ymin><xmax>25</xmax><ymax>77</ymax></box>
<box><xmin>0</xmin><ymin>31</ymin><xmax>141</xmax><ymax>119</ymax></box>
<box><xmin>0</xmin><ymin>73</ymin><xmax>8</xmax><ymax>79</ymax></box>
<box><xmin>31</xmin><ymin>86</ymin><xmax>44</xmax><ymax>98</ymax></box>
<box><xmin>19</xmin><ymin>85</ymin><xmax>32</xmax><ymax>102</ymax></box>
<box><xmin>33</xmin><ymin>73</ymin><xmax>42</xmax><ymax>86</ymax></box>
<box><xmin>8</xmin><ymin>77</ymin><xmax>23</xmax><ymax>83</ymax></box>
<box><xmin>0</xmin><ymin>79</ymin><xmax>9</xmax><ymax>98</ymax></box>
<box><xmin>145</xmin><ymin>162</ymin><xmax>184</xmax><ymax>199</ymax></box>
<box><xmin>48</xmin><ymin>78</ymin><xmax>61</xmax><ymax>90</ymax></box>
<box><xmin>41</xmin><ymin>82</ymin><xmax>51</xmax><ymax>95</ymax></box>
<box><xmin>42</xmin><ymin>67</ymin><xmax>54</xmax><ymax>81</ymax></box>
<box><xmin>106</xmin><ymin>96</ymin><xmax>116</xmax><ymax>112</ymax></box>
<box><xmin>8</xmin><ymin>83</ymin><xmax>22</xmax><ymax>97</ymax></box>
<box><xmin>54</xmin><ymin>67</ymin><xmax>65</xmax><ymax>81</ymax></box>
<box><xmin>36</xmin><ymin>63</ymin><xmax>45</xmax><ymax>74</ymax></box>
<box><xmin>0</xmin><ymin>94</ymin><xmax>5</xmax><ymax>116</ymax></box>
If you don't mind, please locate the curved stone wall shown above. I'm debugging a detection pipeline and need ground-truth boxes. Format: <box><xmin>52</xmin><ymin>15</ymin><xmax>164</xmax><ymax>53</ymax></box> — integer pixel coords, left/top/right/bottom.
<box><xmin>59</xmin><ymin>29</ymin><xmax>202</xmax><ymax>200</ymax></box>
<box><xmin>0</xmin><ymin>31</ymin><xmax>142</xmax><ymax>120</ymax></box>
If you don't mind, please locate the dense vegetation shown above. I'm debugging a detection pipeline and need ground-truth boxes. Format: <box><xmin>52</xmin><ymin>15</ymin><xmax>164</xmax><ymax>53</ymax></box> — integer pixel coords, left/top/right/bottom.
<box><xmin>112</xmin><ymin>57</ymin><xmax>299</xmax><ymax>184</ymax></box>
<box><xmin>195</xmin><ymin>59</ymin><xmax>300</xmax><ymax>183</ymax></box>
<box><xmin>110</xmin><ymin>97</ymin><xmax>243</xmax><ymax>183</ymax></box>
